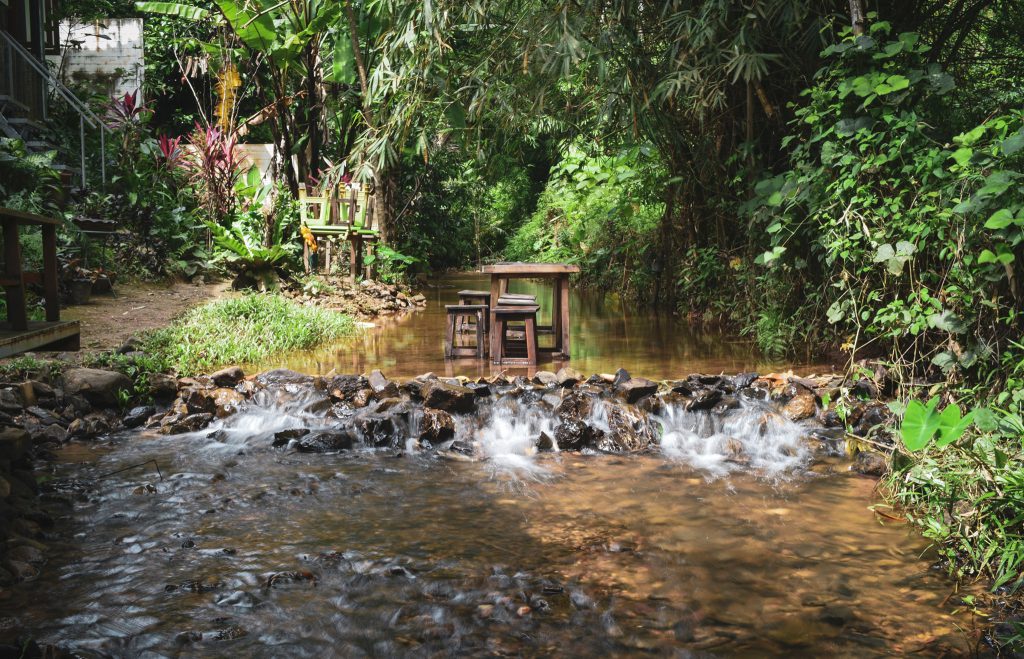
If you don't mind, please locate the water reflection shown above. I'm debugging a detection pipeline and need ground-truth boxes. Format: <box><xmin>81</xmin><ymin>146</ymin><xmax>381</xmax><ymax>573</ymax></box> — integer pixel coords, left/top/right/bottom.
<box><xmin>253</xmin><ymin>273</ymin><xmax>832</xmax><ymax>379</ymax></box>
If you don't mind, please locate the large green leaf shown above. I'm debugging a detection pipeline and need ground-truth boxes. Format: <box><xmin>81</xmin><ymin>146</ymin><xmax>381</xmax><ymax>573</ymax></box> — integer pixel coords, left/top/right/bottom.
<box><xmin>935</xmin><ymin>404</ymin><xmax>974</xmax><ymax>448</ymax></box>
<box><xmin>900</xmin><ymin>396</ymin><xmax>942</xmax><ymax>452</ymax></box>
<box><xmin>324</xmin><ymin>28</ymin><xmax>356</xmax><ymax>84</ymax></box>
<box><xmin>216</xmin><ymin>0</ymin><xmax>276</xmax><ymax>54</ymax></box>
<box><xmin>134</xmin><ymin>1</ymin><xmax>209</xmax><ymax>19</ymax></box>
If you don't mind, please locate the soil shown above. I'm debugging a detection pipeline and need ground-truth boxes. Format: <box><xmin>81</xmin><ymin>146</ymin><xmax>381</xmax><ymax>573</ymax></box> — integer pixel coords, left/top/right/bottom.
<box><xmin>62</xmin><ymin>279</ymin><xmax>233</xmax><ymax>352</ymax></box>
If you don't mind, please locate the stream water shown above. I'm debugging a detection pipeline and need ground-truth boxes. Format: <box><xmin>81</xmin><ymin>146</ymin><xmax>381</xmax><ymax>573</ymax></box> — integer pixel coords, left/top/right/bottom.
<box><xmin>2</xmin><ymin>274</ymin><xmax>981</xmax><ymax>656</ymax></box>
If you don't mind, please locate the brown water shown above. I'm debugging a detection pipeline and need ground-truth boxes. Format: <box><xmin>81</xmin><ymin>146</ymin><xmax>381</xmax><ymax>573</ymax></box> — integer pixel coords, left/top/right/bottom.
<box><xmin>2</xmin><ymin>275</ymin><xmax>981</xmax><ymax>656</ymax></box>
<box><xmin>257</xmin><ymin>273</ymin><xmax>832</xmax><ymax>379</ymax></box>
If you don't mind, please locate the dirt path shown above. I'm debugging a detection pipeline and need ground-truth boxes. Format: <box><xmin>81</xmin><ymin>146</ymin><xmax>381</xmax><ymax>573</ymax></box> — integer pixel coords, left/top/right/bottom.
<box><xmin>62</xmin><ymin>280</ymin><xmax>232</xmax><ymax>352</ymax></box>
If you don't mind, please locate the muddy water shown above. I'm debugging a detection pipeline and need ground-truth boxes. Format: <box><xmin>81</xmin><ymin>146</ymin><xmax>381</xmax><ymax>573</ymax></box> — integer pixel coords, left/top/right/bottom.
<box><xmin>256</xmin><ymin>273</ymin><xmax>831</xmax><ymax>379</ymax></box>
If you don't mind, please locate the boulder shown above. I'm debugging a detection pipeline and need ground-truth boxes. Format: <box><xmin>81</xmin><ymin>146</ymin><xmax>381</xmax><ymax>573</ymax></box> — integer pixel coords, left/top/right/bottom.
<box><xmin>210</xmin><ymin>366</ymin><xmax>245</xmax><ymax>388</ymax></box>
<box><xmin>782</xmin><ymin>392</ymin><xmax>817</xmax><ymax>421</ymax></box>
<box><xmin>184</xmin><ymin>387</ymin><xmax>245</xmax><ymax>418</ymax></box>
<box><xmin>148</xmin><ymin>373</ymin><xmax>178</xmax><ymax>401</ymax></box>
<box><xmin>555</xmin><ymin>367</ymin><xmax>583</xmax><ymax>388</ymax></box>
<box><xmin>418</xmin><ymin>408</ymin><xmax>455</xmax><ymax>444</ymax></box>
<box><xmin>0</xmin><ymin>388</ymin><xmax>23</xmax><ymax>414</ymax></box>
<box><xmin>255</xmin><ymin>369</ymin><xmax>314</xmax><ymax>387</ymax></box>
<box><xmin>554</xmin><ymin>392</ymin><xmax>594</xmax><ymax>423</ymax></box>
<box><xmin>731</xmin><ymin>372</ymin><xmax>759</xmax><ymax>389</ymax></box>
<box><xmin>422</xmin><ymin>381</ymin><xmax>476</xmax><ymax>414</ymax></box>
<box><xmin>532</xmin><ymin>371</ymin><xmax>558</xmax><ymax>387</ymax></box>
<box><xmin>160</xmin><ymin>413</ymin><xmax>213</xmax><ymax>435</ymax></box>
<box><xmin>617</xmin><ymin>378</ymin><xmax>658</xmax><ymax>404</ymax></box>
<box><xmin>367</xmin><ymin>370</ymin><xmax>399</xmax><ymax>398</ymax></box>
<box><xmin>328</xmin><ymin>375</ymin><xmax>368</xmax><ymax>401</ymax></box>
<box><xmin>295</xmin><ymin>432</ymin><xmax>354</xmax><ymax>453</ymax></box>
<box><xmin>612</xmin><ymin>368</ymin><xmax>631</xmax><ymax>387</ymax></box>
<box><xmin>686</xmin><ymin>388</ymin><xmax>722</xmax><ymax>411</ymax></box>
<box><xmin>123</xmin><ymin>405</ymin><xmax>156</xmax><ymax>429</ymax></box>
<box><xmin>555</xmin><ymin>419</ymin><xmax>604</xmax><ymax>451</ymax></box>
<box><xmin>536</xmin><ymin>432</ymin><xmax>555</xmax><ymax>451</ymax></box>
<box><xmin>63</xmin><ymin>368</ymin><xmax>132</xmax><ymax>407</ymax></box>
<box><xmin>353</xmin><ymin>414</ymin><xmax>403</xmax><ymax>448</ymax></box>
<box><xmin>598</xmin><ymin>403</ymin><xmax>657</xmax><ymax>452</ymax></box>
<box><xmin>272</xmin><ymin>428</ymin><xmax>310</xmax><ymax>447</ymax></box>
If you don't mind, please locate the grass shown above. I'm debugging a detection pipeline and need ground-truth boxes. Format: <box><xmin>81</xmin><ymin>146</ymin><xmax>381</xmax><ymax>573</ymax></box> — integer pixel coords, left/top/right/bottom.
<box><xmin>144</xmin><ymin>293</ymin><xmax>358</xmax><ymax>376</ymax></box>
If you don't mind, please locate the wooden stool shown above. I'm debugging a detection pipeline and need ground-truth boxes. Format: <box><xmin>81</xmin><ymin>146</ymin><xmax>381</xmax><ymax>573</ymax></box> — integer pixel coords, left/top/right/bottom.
<box><xmin>492</xmin><ymin>305</ymin><xmax>539</xmax><ymax>366</ymax></box>
<box><xmin>445</xmin><ymin>304</ymin><xmax>487</xmax><ymax>358</ymax></box>
<box><xmin>457</xmin><ymin>289</ymin><xmax>490</xmax><ymax>333</ymax></box>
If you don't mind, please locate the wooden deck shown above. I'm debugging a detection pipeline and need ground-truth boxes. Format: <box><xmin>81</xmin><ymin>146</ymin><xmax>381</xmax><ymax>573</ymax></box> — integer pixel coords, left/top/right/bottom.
<box><xmin>0</xmin><ymin>320</ymin><xmax>80</xmax><ymax>357</ymax></box>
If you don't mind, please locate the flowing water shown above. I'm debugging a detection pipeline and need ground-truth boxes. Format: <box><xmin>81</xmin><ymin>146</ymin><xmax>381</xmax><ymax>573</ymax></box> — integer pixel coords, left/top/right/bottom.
<box><xmin>3</xmin><ymin>274</ymin><xmax>982</xmax><ymax>656</ymax></box>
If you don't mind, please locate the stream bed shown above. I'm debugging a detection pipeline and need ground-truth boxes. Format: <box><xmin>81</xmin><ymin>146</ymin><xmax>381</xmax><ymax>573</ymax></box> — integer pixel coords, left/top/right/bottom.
<box><xmin>0</xmin><ymin>274</ymin><xmax>981</xmax><ymax>656</ymax></box>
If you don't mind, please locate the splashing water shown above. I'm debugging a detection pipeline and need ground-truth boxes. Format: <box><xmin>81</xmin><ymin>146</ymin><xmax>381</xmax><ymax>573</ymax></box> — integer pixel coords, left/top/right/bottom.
<box><xmin>472</xmin><ymin>397</ymin><xmax>557</xmax><ymax>481</ymax></box>
<box><xmin>657</xmin><ymin>399</ymin><xmax>809</xmax><ymax>477</ymax></box>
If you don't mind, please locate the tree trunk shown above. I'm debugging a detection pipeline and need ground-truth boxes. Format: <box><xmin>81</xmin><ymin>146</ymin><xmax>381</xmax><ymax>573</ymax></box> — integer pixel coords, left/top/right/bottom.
<box><xmin>849</xmin><ymin>0</ymin><xmax>867</xmax><ymax>35</ymax></box>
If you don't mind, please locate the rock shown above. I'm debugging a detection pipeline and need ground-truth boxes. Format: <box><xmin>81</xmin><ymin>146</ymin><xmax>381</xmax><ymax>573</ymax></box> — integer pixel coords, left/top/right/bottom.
<box><xmin>555</xmin><ymin>419</ymin><xmax>604</xmax><ymax>451</ymax></box>
<box><xmin>367</xmin><ymin>370</ymin><xmax>399</xmax><ymax>398</ymax></box>
<box><xmin>598</xmin><ymin>403</ymin><xmax>657</xmax><ymax>452</ymax></box>
<box><xmin>63</xmin><ymin>368</ymin><xmax>132</xmax><ymax>407</ymax></box>
<box><xmin>0</xmin><ymin>427</ymin><xmax>31</xmax><ymax>461</ymax></box>
<box><xmin>8</xmin><ymin>544</ymin><xmax>44</xmax><ymax>564</ymax></box>
<box><xmin>617</xmin><ymin>378</ymin><xmax>658</xmax><ymax>404</ymax></box>
<box><xmin>418</xmin><ymin>408</ymin><xmax>455</xmax><ymax>444</ymax></box>
<box><xmin>669</xmin><ymin>381</ymin><xmax>693</xmax><ymax>396</ymax></box>
<box><xmin>732</xmin><ymin>372</ymin><xmax>759</xmax><ymax>389</ymax></box>
<box><xmin>351</xmin><ymin>388</ymin><xmax>373</xmax><ymax>408</ymax></box>
<box><xmin>148</xmin><ymin>373</ymin><xmax>178</xmax><ymax>401</ymax></box>
<box><xmin>422</xmin><ymin>381</ymin><xmax>476</xmax><ymax>414</ymax></box>
<box><xmin>555</xmin><ymin>367</ymin><xmax>583</xmax><ymax>388</ymax></box>
<box><xmin>353</xmin><ymin>413</ymin><xmax>403</xmax><ymax>448</ymax></box>
<box><xmin>30</xmin><ymin>424</ymin><xmax>66</xmax><ymax>446</ymax></box>
<box><xmin>465</xmin><ymin>382</ymin><xmax>491</xmax><ymax>397</ymax></box>
<box><xmin>532</xmin><ymin>371</ymin><xmax>558</xmax><ymax>387</ymax></box>
<box><xmin>686</xmin><ymin>388</ymin><xmax>722</xmax><ymax>411</ymax></box>
<box><xmin>536</xmin><ymin>432</ymin><xmax>554</xmax><ymax>451</ymax></box>
<box><xmin>124</xmin><ymin>405</ymin><xmax>156</xmax><ymax>429</ymax></box>
<box><xmin>210</xmin><ymin>366</ymin><xmax>245</xmax><ymax>388</ymax></box>
<box><xmin>612</xmin><ymin>368</ymin><xmax>631</xmax><ymax>387</ymax></box>
<box><xmin>295</xmin><ymin>432</ymin><xmax>354</xmax><ymax>453</ymax></box>
<box><xmin>853</xmin><ymin>451</ymin><xmax>887</xmax><ymax>477</ymax></box>
<box><xmin>272</xmin><ymin>428</ymin><xmax>310</xmax><ymax>447</ymax></box>
<box><xmin>185</xmin><ymin>387</ymin><xmax>245</xmax><ymax>418</ymax></box>
<box><xmin>554</xmin><ymin>392</ymin><xmax>594</xmax><ymax>423</ymax></box>
<box><xmin>712</xmin><ymin>396</ymin><xmax>742</xmax><ymax>414</ymax></box>
<box><xmin>782</xmin><ymin>392</ymin><xmax>817</xmax><ymax>421</ymax></box>
<box><xmin>0</xmin><ymin>388</ymin><xmax>23</xmax><ymax>413</ymax></box>
<box><xmin>329</xmin><ymin>375</ymin><xmax>368</xmax><ymax>401</ymax></box>
<box><xmin>161</xmin><ymin>413</ymin><xmax>213</xmax><ymax>435</ymax></box>
<box><xmin>255</xmin><ymin>369</ymin><xmax>314</xmax><ymax>387</ymax></box>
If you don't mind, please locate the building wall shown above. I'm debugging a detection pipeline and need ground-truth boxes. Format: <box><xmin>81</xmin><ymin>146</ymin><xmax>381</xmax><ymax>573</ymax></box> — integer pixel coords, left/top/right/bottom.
<box><xmin>57</xmin><ymin>18</ymin><xmax>144</xmax><ymax>101</ymax></box>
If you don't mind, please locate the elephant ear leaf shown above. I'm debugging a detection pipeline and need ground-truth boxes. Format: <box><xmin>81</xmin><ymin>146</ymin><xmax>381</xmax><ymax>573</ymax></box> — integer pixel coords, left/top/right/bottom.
<box><xmin>135</xmin><ymin>2</ymin><xmax>210</xmax><ymax>20</ymax></box>
<box><xmin>935</xmin><ymin>405</ymin><xmax>974</xmax><ymax>447</ymax></box>
<box><xmin>216</xmin><ymin>0</ymin><xmax>276</xmax><ymax>53</ymax></box>
<box><xmin>900</xmin><ymin>396</ymin><xmax>941</xmax><ymax>451</ymax></box>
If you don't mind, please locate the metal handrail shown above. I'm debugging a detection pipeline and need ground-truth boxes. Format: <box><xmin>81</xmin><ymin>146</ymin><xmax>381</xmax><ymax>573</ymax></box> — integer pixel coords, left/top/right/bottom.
<box><xmin>0</xmin><ymin>29</ymin><xmax>107</xmax><ymax>187</ymax></box>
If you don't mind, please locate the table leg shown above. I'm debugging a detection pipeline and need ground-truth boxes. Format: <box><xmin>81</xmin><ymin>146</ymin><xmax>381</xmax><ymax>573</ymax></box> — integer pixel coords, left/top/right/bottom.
<box><xmin>489</xmin><ymin>275</ymin><xmax>501</xmax><ymax>362</ymax></box>
<box><xmin>559</xmin><ymin>276</ymin><xmax>570</xmax><ymax>359</ymax></box>
<box><xmin>349</xmin><ymin>236</ymin><xmax>360</xmax><ymax>284</ymax></box>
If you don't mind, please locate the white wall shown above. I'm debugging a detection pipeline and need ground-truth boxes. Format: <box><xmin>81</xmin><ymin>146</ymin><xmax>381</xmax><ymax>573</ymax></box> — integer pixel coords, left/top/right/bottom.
<box><xmin>57</xmin><ymin>18</ymin><xmax>144</xmax><ymax>101</ymax></box>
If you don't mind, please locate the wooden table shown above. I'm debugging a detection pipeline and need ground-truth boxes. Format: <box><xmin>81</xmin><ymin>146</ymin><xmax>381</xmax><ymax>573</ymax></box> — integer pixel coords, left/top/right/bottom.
<box><xmin>482</xmin><ymin>262</ymin><xmax>579</xmax><ymax>362</ymax></box>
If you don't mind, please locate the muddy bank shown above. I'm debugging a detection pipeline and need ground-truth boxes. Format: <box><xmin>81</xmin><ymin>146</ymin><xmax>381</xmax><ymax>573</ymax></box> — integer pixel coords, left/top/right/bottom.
<box><xmin>280</xmin><ymin>276</ymin><xmax>426</xmax><ymax>319</ymax></box>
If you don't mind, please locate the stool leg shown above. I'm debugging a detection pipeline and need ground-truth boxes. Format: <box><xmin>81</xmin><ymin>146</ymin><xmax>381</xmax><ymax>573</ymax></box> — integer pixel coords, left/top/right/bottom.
<box><xmin>445</xmin><ymin>312</ymin><xmax>455</xmax><ymax>358</ymax></box>
<box><xmin>493</xmin><ymin>317</ymin><xmax>504</xmax><ymax>364</ymax></box>
<box><xmin>475</xmin><ymin>309</ymin><xmax>485</xmax><ymax>358</ymax></box>
<box><xmin>525</xmin><ymin>316</ymin><xmax>537</xmax><ymax>366</ymax></box>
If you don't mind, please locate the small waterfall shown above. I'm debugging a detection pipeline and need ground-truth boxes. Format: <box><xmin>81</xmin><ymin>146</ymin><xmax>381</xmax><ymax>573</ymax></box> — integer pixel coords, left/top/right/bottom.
<box><xmin>656</xmin><ymin>400</ymin><xmax>809</xmax><ymax>477</ymax></box>
<box><xmin>471</xmin><ymin>397</ymin><xmax>557</xmax><ymax>480</ymax></box>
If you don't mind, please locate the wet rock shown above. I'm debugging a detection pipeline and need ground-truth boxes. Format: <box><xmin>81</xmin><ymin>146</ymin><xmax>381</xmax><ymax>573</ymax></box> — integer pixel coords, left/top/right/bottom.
<box><xmin>63</xmin><ymin>368</ymin><xmax>132</xmax><ymax>407</ymax></box>
<box><xmin>328</xmin><ymin>375</ymin><xmax>368</xmax><ymax>401</ymax></box>
<box><xmin>617</xmin><ymin>377</ymin><xmax>658</xmax><ymax>404</ymax></box>
<box><xmin>161</xmin><ymin>413</ymin><xmax>214</xmax><ymax>435</ymax></box>
<box><xmin>695</xmin><ymin>374</ymin><xmax>723</xmax><ymax>386</ymax></box>
<box><xmin>532</xmin><ymin>371</ymin><xmax>558</xmax><ymax>387</ymax></box>
<box><xmin>419</xmin><ymin>408</ymin><xmax>455</xmax><ymax>444</ymax></box>
<box><xmin>739</xmin><ymin>386</ymin><xmax>768</xmax><ymax>401</ymax></box>
<box><xmin>686</xmin><ymin>388</ymin><xmax>722</xmax><ymax>411</ymax></box>
<box><xmin>185</xmin><ymin>387</ymin><xmax>245</xmax><ymax>418</ymax></box>
<box><xmin>6</xmin><ymin>560</ymin><xmax>37</xmax><ymax>581</ymax></box>
<box><xmin>301</xmin><ymin>396</ymin><xmax>334</xmax><ymax>415</ymax></box>
<box><xmin>669</xmin><ymin>381</ymin><xmax>693</xmax><ymax>396</ymax></box>
<box><xmin>148</xmin><ymin>373</ymin><xmax>178</xmax><ymax>401</ymax></box>
<box><xmin>295</xmin><ymin>432</ymin><xmax>354</xmax><ymax>453</ymax></box>
<box><xmin>713</xmin><ymin>395</ymin><xmax>742</xmax><ymax>414</ymax></box>
<box><xmin>555</xmin><ymin>367</ymin><xmax>583</xmax><ymax>388</ymax></box>
<box><xmin>536</xmin><ymin>431</ymin><xmax>554</xmax><ymax>451</ymax></box>
<box><xmin>210</xmin><ymin>366</ymin><xmax>245</xmax><ymax>388</ymax></box>
<box><xmin>124</xmin><ymin>405</ymin><xmax>156</xmax><ymax>429</ymax></box>
<box><xmin>554</xmin><ymin>392</ymin><xmax>594</xmax><ymax>422</ymax></box>
<box><xmin>256</xmin><ymin>369</ymin><xmax>314</xmax><ymax>388</ymax></box>
<box><xmin>851</xmin><ymin>378</ymin><xmax>879</xmax><ymax>399</ymax></box>
<box><xmin>353</xmin><ymin>414</ymin><xmax>403</xmax><ymax>448</ymax></box>
<box><xmin>0</xmin><ymin>388</ymin><xmax>23</xmax><ymax>413</ymax></box>
<box><xmin>0</xmin><ymin>427</ymin><xmax>31</xmax><ymax>461</ymax></box>
<box><xmin>782</xmin><ymin>392</ymin><xmax>818</xmax><ymax>421</ymax></box>
<box><xmin>853</xmin><ymin>451</ymin><xmax>887</xmax><ymax>477</ymax></box>
<box><xmin>368</xmin><ymin>370</ymin><xmax>399</xmax><ymax>398</ymax></box>
<box><xmin>612</xmin><ymin>368</ymin><xmax>631</xmax><ymax>387</ymax></box>
<box><xmin>30</xmin><ymin>423</ymin><xmax>66</xmax><ymax>446</ymax></box>
<box><xmin>820</xmin><ymin>408</ymin><xmax>844</xmax><ymax>428</ymax></box>
<box><xmin>852</xmin><ymin>402</ymin><xmax>891</xmax><ymax>436</ymax></box>
<box><xmin>272</xmin><ymin>428</ymin><xmax>310</xmax><ymax>447</ymax></box>
<box><xmin>555</xmin><ymin>419</ymin><xmax>605</xmax><ymax>451</ymax></box>
<box><xmin>422</xmin><ymin>381</ymin><xmax>476</xmax><ymax>414</ymax></box>
<box><xmin>732</xmin><ymin>372</ymin><xmax>759</xmax><ymax>389</ymax></box>
<box><xmin>465</xmin><ymin>382</ymin><xmax>491</xmax><ymax>397</ymax></box>
<box><xmin>599</xmin><ymin>403</ymin><xmax>657</xmax><ymax>452</ymax></box>
<box><xmin>8</xmin><ymin>544</ymin><xmax>44</xmax><ymax>565</ymax></box>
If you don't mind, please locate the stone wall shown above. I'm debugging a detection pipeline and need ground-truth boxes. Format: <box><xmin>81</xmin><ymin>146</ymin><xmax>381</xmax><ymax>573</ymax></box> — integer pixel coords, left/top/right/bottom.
<box><xmin>56</xmin><ymin>18</ymin><xmax>144</xmax><ymax>101</ymax></box>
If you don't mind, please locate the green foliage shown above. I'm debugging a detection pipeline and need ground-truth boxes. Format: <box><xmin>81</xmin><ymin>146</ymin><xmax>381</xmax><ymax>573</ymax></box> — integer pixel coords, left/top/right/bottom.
<box><xmin>363</xmin><ymin>245</ymin><xmax>418</xmax><ymax>285</ymax></box>
<box><xmin>0</xmin><ymin>139</ymin><xmax>62</xmax><ymax>213</ymax></box>
<box><xmin>144</xmin><ymin>293</ymin><xmax>358</xmax><ymax>375</ymax></box>
<box><xmin>506</xmin><ymin>142</ymin><xmax>664</xmax><ymax>301</ymax></box>
<box><xmin>899</xmin><ymin>397</ymin><xmax>975</xmax><ymax>452</ymax></box>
